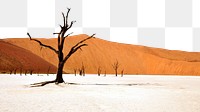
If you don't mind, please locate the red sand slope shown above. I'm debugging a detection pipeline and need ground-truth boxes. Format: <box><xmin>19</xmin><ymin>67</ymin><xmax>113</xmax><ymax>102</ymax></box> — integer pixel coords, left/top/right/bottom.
<box><xmin>0</xmin><ymin>40</ymin><xmax>57</xmax><ymax>74</ymax></box>
<box><xmin>4</xmin><ymin>34</ymin><xmax>200</xmax><ymax>75</ymax></box>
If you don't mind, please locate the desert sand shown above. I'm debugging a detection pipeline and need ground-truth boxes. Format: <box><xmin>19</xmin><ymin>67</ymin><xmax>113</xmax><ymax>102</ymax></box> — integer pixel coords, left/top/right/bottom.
<box><xmin>0</xmin><ymin>40</ymin><xmax>57</xmax><ymax>74</ymax></box>
<box><xmin>0</xmin><ymin>74</ymin><xmax>200</xmax><ymax>112</ymax></box>
<box><xmin>3</xmin><ymin>34</ymin><xmax>200</xmax><ymax>75</ymax></box>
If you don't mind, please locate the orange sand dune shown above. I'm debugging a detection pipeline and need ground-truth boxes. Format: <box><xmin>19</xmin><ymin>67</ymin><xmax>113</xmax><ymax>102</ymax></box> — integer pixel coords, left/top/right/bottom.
<box><xmin>0</xmin><ymin>40</ymin><xmax>57</xmax><ymax>74</ymax></box>
<box><xmin>4</xmin><ymin>34</ymin><xmax>200</xmax><ymax>75</ymax></box>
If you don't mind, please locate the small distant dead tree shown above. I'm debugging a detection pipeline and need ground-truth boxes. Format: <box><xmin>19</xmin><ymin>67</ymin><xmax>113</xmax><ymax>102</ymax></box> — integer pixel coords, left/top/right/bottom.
<box><xmin>37</xmin><ymin>69</ymin><xmax>40</xmax><ymax>76</ymax></box>
<box><xmin>81</xmin><ymin>63</ymin><xmax>86</xmax><ymax>76</ymax></box>
<box><xmin>25</xmin><ymin>70</ymin><xmax>27</xmax><ymax>76</ymax></box>
<box><xmin>74</xmin><ymin>68</ymin><xmax>77</xmax><ymax>76</ymax></box>
<box><xmin>121</xmin><ymin>69</ymin><xmax>124</xmax><ymax>77</ymax></box>
<box><xmin>97</xmin><ymin>66</ymin><xmax>101</xmax><ymax>76</ymax></box>
<box><xmin>47</xmin><ymin>66</ymin><xmax>51</xmax><ymax>76</ymax></box>
<box><xmin>104</xmin><ymin>70</ymin><xmax>106</xmax><ymax>77</ymax></box>
<box><xmin>9</xmin><ymin>69</ymin><xmax>13</xmax><ymax>75</ymax></box>
<box><xmin>30</xmin><ymin>69</ymin><xmax>33</xmax><ymax>75</ymax></box>
<box><xmin>78</xmin><ymin>68</ymin><xmax>82</xmax><ymax>76</ymax></box>
<box><xmin>112</xmin><ymin>60</ymin><xmax>120</xmax><ymax>77</ymax></box>
<box><xmin>20</xmin><ymin>68</ymin><xmax>22</xmax><ymax>76</ymax></box>
<box><xmin>14</xmin><ymin>68</ymin><xmax>17</xmax><ymax>75</ymax></box>
<box><xmin>27</xmin><ymin>8</ymin><xmax>95</xmax><ymax>87</ymax></box>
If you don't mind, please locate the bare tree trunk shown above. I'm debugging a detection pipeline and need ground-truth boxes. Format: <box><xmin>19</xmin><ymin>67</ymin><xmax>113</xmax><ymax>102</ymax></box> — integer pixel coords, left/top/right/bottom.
<box><xmin>25</xmin><ymin>70</ymin><xmax>27</xmax><ymax>76</ymax></box>
<box><xmin>14</xmin><ymin>69</ymin><xmax>17</xmax><ymax>75</ymax></box>
<box><xmin>9</xmin><ymin>70</ymin><xmax>12</xmax><ymax>75</ymax></box>
<box><xmin>30</xmin><ymin>70</ymin><xmax>33</xmax><ymax>75</ymax></box>
<box><xmin>82</xmin><ymin>66</ymin><xmax>85</xmax><ymax>76</ymax></box>
<box><xmin>55</xmin><ymin>62</ymin><xmax>64</xmax><ymax>83</ymax></box>
<box><xmin>79</xmin><ymin>69</ymin><xmax>82</xmax><ymax>76</ymax></box>
<box><xmin>97</xmin><ymin>66</ymin><xmax>101</xmax><ymax>76</ymax></box>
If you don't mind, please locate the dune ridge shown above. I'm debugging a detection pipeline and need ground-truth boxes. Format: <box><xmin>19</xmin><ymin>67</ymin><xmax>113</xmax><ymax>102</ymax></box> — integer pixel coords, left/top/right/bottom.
<box><xmin>3</xmin><ymin>34</ymin><xmax>200</xmax><ymax>75</ymax></box>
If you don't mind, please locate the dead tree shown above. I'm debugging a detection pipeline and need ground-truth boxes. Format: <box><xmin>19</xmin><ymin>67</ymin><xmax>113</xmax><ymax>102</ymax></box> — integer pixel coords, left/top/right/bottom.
<box><xmin>97</xmin><ymin>66</ymin><xmax>101</xmax><ymax>76</ymax></box>
<box><xmin>121</xmin><ymin>69</ymin><xmax>124</xmax><ymax>77</ymax></box>
<box><xmin>30</xmin><ymin>69</ymin><xmax>33</xmax><ymax>75</ymax></box>
<box><xmin>78</xmin><ymin>68</ymin><xmax>82</xmax><ymax>76</ymax></box>
<box><xmin>37</xmin><ymin>69</ymin><xmax>40</xmax><ymax>76</ymax></box>
<box><xmin>20</xmin><ymin>68</ymin><xmax>22</xmax><ymax>76</ymax></box>
<box><xmin>14</xmin><ymin>68</ymin><xmax>17</xmax><ymax>75</ymax></box>
<box><xmin>9</xmin><ymin>69</ymin><xmax>12</xmax><ymax>75</ymax></box>
<box><xmin>112</xmin><ymin>60</ymin><xmax>120</xmax><ymax>77</ymax></box>
<box><xmin>47</xmin><ymin>66</ymin><xmax>51</xmax><ymax>76</ymax></box>
<box><xmin>27</xmin><ymin>8</ymin><xmax>95</xmax><ymax>87</ymax></box>
<box><xmin>104</xmin><ymin>70</ymin><xmax>106</xmax><ymax>77</ymax></box>
<box><xmin>81</xmin><ymin>63</ymin><xmax>86</xmax><ymax>76</ymax></box>
<box><xmin>25</xmin><ymin>70</ymin><xmax>27</xmax><ymax>76</ymax></box>
<box><xmin>74</xmin><ymin>68</ymin><xmax>77</xmax><ymax>76</ymax></box>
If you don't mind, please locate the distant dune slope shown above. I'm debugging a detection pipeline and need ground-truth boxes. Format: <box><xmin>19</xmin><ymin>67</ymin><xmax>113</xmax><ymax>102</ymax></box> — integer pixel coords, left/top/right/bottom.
<box><xmin>4</xmin><ymin>34</ymin><xmax>200</xmax><ymax>75</ymax></box>
<box><xmin>0</xmin><ymin>40</ymin><xmax>57</xmax><ymax>74</ymax></box>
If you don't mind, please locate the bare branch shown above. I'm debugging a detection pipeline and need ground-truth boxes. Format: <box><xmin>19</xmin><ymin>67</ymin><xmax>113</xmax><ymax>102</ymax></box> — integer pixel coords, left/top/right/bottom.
<box><xmin>71</xmin><ymin>34</ymin><xmax>95</xmax><ymax>50</ymax></box>
<box><xmin>62</xmin><ymin>12</ymin><xmax>66</xmax><ymax>27</ymax></box>
<box><xmin>73</xmin><ymin>44</ymin><xmax>88</xmax><ymax>53</ymax></box>
<box><xmin>66</xmin><ymin>8</ymin><xmax>71</xmax><ymax>26</ymax></box>
<box><xmin>68</xmin><ymin>21</ymin><xmax>76</xmax><ymax>30</ymax></box>
<box><xmin>64</xmin><ymin>32</ymin><xmax>73</xmax><ymax>38</ymax></box>
<box><xmin>112</xmin><ymin>60</ymin><xmax>120</xmax><ymax>69</ymax></box>
<box><xmin>57</xmin><ymin>8</ymin><xmax>74</xmax><ymax>40</ymax></box>
<box><xmin>62</xmin><ymin>34</ymin><xmax>95</xmax><ymax>63</ymax></box>
<box><xmin>57</xmin><ymin>24</ymin><xmax>67</xmax><ymax>49</ymax></box>
<box><xmin>59</xmin><ymin>25</ymin><xmax>63</xmax><ymax>29</ymax></box>
<box><xmin>60</xmin><ymin>21</ymin><xmax>76</xmax><ymax>39</ymax></box>
<box><xmin>63</xmin><ymin>43</ymin><xmax>88</xmax><ymax>63</ymax></box>
<box><xmin>53</xmin><ymin>33</ymin><xmax>60</xmax><ymax>35</ymax></box>
<box><xmin>27</xmin><ymin>33</ymin><xmax>58</xmax><ymax>54</ymax></box>
<box><xmin>60</xmin><ymin>32</ymin><xmax>73</xmax><ymax>50</ymax></box>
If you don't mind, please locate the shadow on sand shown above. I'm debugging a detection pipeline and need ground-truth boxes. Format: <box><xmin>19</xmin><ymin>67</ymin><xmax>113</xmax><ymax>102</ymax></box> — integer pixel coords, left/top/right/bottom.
<box><xmin>66</xmin><ymin>82</ymin><xmax>161</xmax><ymax>86</ymax></box>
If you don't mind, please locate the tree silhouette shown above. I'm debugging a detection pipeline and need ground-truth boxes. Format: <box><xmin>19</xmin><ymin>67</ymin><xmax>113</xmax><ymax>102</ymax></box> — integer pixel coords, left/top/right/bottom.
<box><xmin>47</xmin><ymin>66</ymin><xmax>51</xmax><ymax>76</ymax></box>
<box><xmin>97</xmin><ymin>66</ymin><xmax>101</xmax><ymax>76</ymax></box>
<box><xmin>112</xmin><ymin>60</ymin><xmax>120</xmax><ymax>77</ymax></box>
<box><xmin>121</xmin><ymin>69</ymin><xmax>124</xmax><ymax>77</ymax></box>
<box><xmin>27</xmin><ymin>8</ymin><xmax>95</xmax><ymax>87</ymax></box>
<box><xmin>81</xmin><ymin>63</ymin><xmax>86</xmax><ymax>76</ymax></box>
<box><xmin>74</xmin><ymin>68</ymin><xmax>77</xmax><ymax>76</ymax></box>
<box><xmin>78</xmin><ymin>68</ymin><xmax>83</xmax><ymax>76</ymax></box>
